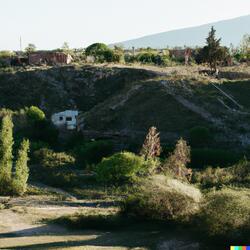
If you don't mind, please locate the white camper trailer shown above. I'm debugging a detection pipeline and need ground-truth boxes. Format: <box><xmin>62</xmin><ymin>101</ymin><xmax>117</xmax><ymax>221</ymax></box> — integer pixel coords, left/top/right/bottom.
<box><xmin>51</xmin><ymin>110</ymin><xmax>78</xmax><ymax>130</ymax></box>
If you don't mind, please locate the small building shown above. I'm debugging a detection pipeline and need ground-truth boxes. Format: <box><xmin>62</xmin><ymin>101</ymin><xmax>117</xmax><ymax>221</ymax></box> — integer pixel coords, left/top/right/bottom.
<box><xmin>51</xmin><ymin>110</ymin><xmax>78</xmax><ymax>130</ymax></box>
<box><xmin>29</xmin><ymin>51</ymin><xmax>72</xmax><ymax>65</ymax></box>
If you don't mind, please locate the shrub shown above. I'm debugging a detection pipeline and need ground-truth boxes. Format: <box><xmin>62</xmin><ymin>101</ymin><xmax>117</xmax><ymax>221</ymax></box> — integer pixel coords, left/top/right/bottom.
<box><xmin>193</xmin><ymin>160</ymin><xmax>250</xmax><ymax>187</ymax></box>
<box><xmin>54</xmin><ymin>214</ymin><xmax>132</xmax><ymax>230</ymax></box>
<box><xmin>197</xmin><ymin>188</ymin><xmax>250</xmax><ymax>241</ymax></box>
<box><xmin>34</xmin><ymin>148</ymin><xmax>75</xmax><ymax>168</ymax></box>
<box><xmin>192</xmin><ymin>166</ymin><xmax>233</xmax><ymax>188</ymax></box>
<box><xmin>162</xmin><ymin>138</ymin><xmax>192</xmax><ymax>181</ymax></box>
<box><xmin>124</xmin><ymin>54</ymin><xmax>137</xmax><ymax>63</ymax></box>
<box><xmin>30</xmin><ymin>163</ymin><xmax>78</xmax><ymax>188</ymax></box>
<box><xmin>112</xmin><ymin>50</ymin><xmax>124</xmax><ymax>63</ymax></box>
<box><xmin>42</xmin><ymin>171</ymin><xmax>77</xmax><ymax>187</ymax></box>
<box><xmin>136</xmin><ymin>52</ymin><xmax>157</xmax><ymax>64</ymax></box>
<box><xmin>95</xmin><ymin>152</ymin><xmax>153</xmax><ymax>184</ymax></box>
<box><xmin>156</xmin><ymin>55</ymin><xmax>171</xmax><ymax>66</ymax></box>
<box><xmin>122</xmin><ymin>175</ymin><xmax>202</xmax><ymax>222</ymax></box>
<box><xmin>76</xmin><ymin>140</ymin><xmax>113</xmax><ymax>166</ymax></box>
<box><xmin>31</xmin><ymin>120</ymin><xmax>59</xmax><ymax>145</ymax></box>
<box><xmin>0</xmin><ymin>51</ymin><xmax>13</xmax><ymax>68</ymax></box>
<box><xmin>189</xmin><ymin>126</ymin><xmax>211</xmax><ymax>146</ymax></box>
<box><xmin>229</xmin><ymin>159</ymin><xmax>250</xmax><ymax>183</ymax></box>
<box><xmin>26</xmin><ymin>106</ymin><xmax>45</xmax><ymax>122</ymax></box>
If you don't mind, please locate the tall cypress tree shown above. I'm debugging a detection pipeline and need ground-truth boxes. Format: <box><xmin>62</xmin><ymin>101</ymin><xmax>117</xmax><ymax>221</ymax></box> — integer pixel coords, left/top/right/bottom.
<box><xmin>204</xmin><ymin>26</ymin><xmax>222</xmax><ymax>72</ymax></box>
<box><xmin>13</xmin><ymin>139</ymin><xmax>30</xmax><ymax>195</ymax></box>
<box><xmin>0</xmin><ymin>115</ymin><xmax>14</xmax><ymax>193</ymax></box>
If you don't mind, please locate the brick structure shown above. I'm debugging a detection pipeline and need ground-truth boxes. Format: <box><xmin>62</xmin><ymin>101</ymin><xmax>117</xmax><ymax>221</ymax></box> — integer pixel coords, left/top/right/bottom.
<box><xmin>170</xmin><ymin>48</ymin><xmax>193</xmax><ymax>63</ymax></box>
<box><xmin>29</xmin><ymin>51</ymin><xmax>72</xmax><ymax>65</ymax></box>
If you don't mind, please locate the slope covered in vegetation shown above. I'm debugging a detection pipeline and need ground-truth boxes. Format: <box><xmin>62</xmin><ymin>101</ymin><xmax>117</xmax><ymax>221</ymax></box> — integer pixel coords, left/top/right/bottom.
<box><xmin>1</xmin><ymin>64</ymin><xmax>250</xmax><ymax>152</ymax></box>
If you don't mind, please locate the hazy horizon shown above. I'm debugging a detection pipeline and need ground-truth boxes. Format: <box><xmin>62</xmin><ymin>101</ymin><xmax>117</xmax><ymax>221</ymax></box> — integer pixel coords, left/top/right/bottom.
<box><xmin>1</xmin><ymin>0</ymin><xmax>250</xmax><ymax>50</ymax></box>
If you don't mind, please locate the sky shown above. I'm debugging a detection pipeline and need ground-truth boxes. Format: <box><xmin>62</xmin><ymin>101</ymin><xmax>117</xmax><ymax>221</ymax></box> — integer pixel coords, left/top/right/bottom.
<box><xmin>1</xmin><ymin>0</ymin><xmax>250</xmax><ymax>50</ymax></box>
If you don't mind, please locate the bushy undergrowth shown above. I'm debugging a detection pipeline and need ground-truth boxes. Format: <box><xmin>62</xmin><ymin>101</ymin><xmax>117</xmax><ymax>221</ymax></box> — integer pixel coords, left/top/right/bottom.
<box><xmin>54</xmin><ymin>213</ymin><xmax>133</xmax><ymax>230</ymax></box>
<box><xmin>30</xmin><ymin>163</ymin><xmax>79</xmax><ymax>188</ymax></box>
<box><xmin>193</xmin><ymin>160</ymin><xmax>250</xmax><ymax>187</ymax></box>
<box><xmin>193</xmin><ymin>167</ymin><xmax>233</xmax><ymax>187</ymax></box>
<box><xmin>121</xmin><ymin>175</ymin><xmax>202</xmax><ymax>222</ymax></box>
<box><xmin>229</xmin><ymin>160</ymin><xmax>250</xmax><ymax>183</ymax></box>
<box><xmin>74</xmin><ymin>140</ymin><xmax>113</xmax><ymax>167</ymax></box>
<box><xmin>96</xmin><ymin>152</ymin><xmax>156</xmax><ymax>184</ymax></box>
<box><xmin>33</xmin><ymin>148</ymin><xmax>75</xmax><ymax>168</ymax></box>
<box><xmin>196</xmin><ymin>188</ymin><xmax>250</xmax><ymax>241</ymax></box>
<box><xmin>31</xmin><ymin>148</ymin><xmax>77</xmax><ymax>187</ymax></box>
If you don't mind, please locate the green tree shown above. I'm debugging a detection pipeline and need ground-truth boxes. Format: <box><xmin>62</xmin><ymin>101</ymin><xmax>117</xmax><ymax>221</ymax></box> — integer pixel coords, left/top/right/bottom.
<box><xmin>26</xmin><ymin>106</ymin><xmax>45</xmax><ymax>122</ymax></box>
<box><xmin>203</xmin><ymin>27</ymin><xmax>223</xmax><ymax>71</ymax></box>
<box><xmin>0</xmin><ymin>115</ymin><xmax>14</xmax><ymax>193</ymax></box>
<box><xmin>13</xmin><ymin>139</ymin><xmax>30</xmax><ymax>195</ymax></box>
<box><xmin>85</xmin><ymin>43</ymin><xmax>109</xmax><ymax>56</ymax></box>
<box><xmin>85</xmin><ymin>43</ymin><xmax>114</xmax><ymax>63</ymax></box>
<box><xmin>240</xmin><ymin>34</ymin><xmax>250</xmax><ymax>61</ymax></box>
<box><xmin>25</xmin><ymin>43</ymin><xmax>36</xmax><ymax>54</ymax></box>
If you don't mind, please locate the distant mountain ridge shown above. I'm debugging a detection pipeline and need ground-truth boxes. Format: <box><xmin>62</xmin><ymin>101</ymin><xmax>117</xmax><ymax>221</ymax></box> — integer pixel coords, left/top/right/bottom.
<box><xmin>113</xmin><ymin>15</ymin><xmax>250</xmax><ymax>49</ymax></box>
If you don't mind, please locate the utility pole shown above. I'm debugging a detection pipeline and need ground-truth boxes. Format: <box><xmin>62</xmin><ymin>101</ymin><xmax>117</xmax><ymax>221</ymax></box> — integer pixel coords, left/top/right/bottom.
<box><xmin>19</xmin><ymin>36</ymin><xmax>22</xmax><ymax>51</ymax></box>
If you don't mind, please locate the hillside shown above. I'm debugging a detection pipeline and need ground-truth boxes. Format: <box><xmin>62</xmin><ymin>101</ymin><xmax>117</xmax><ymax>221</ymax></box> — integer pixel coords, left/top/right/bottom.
<box><xmin>1</xmin><ymin>64</ymin><xmax>250</xmax><ymax>250</ymax></box>
<box><xmin>0</xmin><ymin>65</ymin><xmax>154</xmax><ymax>115</ymax></box>
<box><xmin>1</xmin><ymin>64</ymin><xmax>250</xmax><ymax>149</ymax></box>
<box><xmin>113</xmin><ymin>15</ymin><xmax>250</xmax><ymax>48</ymax></box>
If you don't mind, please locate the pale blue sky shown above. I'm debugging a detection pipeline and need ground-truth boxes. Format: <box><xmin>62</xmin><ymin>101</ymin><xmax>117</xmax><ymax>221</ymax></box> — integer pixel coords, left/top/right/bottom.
<box><xmin>1</xmin><ymin>0</ymin><xmax>250</xmax><ymax>50</ymax></box>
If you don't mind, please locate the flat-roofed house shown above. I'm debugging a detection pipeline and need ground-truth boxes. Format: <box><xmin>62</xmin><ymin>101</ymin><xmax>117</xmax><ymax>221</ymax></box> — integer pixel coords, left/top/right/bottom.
<box><xmin>29</xmin><ymin>51</ymin><xmax>72</xmax><ymax>65</ymax></box>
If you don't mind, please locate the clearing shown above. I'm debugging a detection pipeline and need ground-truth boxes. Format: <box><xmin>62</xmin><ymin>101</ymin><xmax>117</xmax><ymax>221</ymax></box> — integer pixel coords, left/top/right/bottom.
<box><xmin>0</xmin><ymin>184</ymin><xmax>200</xmax><ymax>250</ymax></box>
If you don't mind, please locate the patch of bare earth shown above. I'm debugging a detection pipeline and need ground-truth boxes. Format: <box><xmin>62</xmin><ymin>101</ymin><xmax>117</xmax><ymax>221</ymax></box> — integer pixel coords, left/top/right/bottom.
<box><xmin>0</xmin><ymin>187</ymin><xmax>124</xmax><ymax>250</ymax></box>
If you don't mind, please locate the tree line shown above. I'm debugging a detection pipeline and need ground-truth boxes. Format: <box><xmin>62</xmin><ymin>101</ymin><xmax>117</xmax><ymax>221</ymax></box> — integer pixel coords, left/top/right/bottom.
<box><xmin>0</xmin><ymin>28</ymin><xmax>249</xmax><ymax>69</ymax></box>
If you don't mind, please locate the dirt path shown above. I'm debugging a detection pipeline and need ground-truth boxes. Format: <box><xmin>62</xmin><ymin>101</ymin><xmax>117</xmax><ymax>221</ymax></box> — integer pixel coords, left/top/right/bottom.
<box><xmin>0</xmin><ymin>185</ymin><xmax>122</xmax><ymax>250</ymax></box>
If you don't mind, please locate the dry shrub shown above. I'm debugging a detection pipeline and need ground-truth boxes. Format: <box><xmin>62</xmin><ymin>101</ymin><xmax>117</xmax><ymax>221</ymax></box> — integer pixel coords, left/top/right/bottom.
<box><xmin>193</xmin><ymin>159</ymin><xmax>250</xmax><ymax>187</ymax></box>
<box><xmin>162</xmin><ymin>138</ymin><xmax>192</xmax><ymax>181</ymax></box>
<box><xmin>122</xmin><ymin>175</ymin><xmax>202</xmax><ymax>222</ymax></box>
<box><xmin>197</xmin><ymin>188</ymin><xmax>250</xmax><ymax>241</ymax></box>
<box><xmin>193</xmin><ymin>167</ymin><xmax>233</xmax><ymax>187</ymax></box>
<box><xmin>140</xmin><ymin>126</ymin><xmax>162</xmax><ymax>160</ymax></box>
